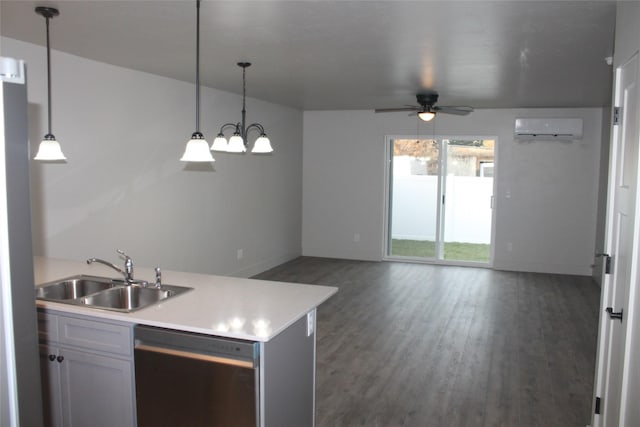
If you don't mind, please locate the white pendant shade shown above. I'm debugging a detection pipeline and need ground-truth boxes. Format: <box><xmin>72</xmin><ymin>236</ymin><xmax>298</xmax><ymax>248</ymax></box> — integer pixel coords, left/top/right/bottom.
<box><xmin>180</xmin><ymin>136</ymin><xmax>215</xmax><ymax>162</ymax></box>
<box><xmin>251</xmin><ymin>135</ymin><xmax>273</xmax><ymax>153</ymax></box>
<box><xmin>34</xmin><ymin>136</ymin><xmax>66</xmax><ymax>161</ymax></box>
<box><xmin>227</xmin><ymin>134</ymin><xmax>246</xmax><ymax>153</ymax></box>
<box><xmin>211</xmin><ymin>135</ymin><xmax>229</xmax><ymax>152</ymax></box>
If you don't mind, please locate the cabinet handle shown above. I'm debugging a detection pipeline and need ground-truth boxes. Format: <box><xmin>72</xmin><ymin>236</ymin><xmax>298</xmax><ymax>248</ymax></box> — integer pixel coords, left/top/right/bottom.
<box><xmin>56</xmin><ymin>355</ymin><xmax>64</xmax><ymax>363</ymax></box>
<box><xmin>48</xmin><ymin>354</ymin><xmax>56</xmax><ymax>362</ymax></box>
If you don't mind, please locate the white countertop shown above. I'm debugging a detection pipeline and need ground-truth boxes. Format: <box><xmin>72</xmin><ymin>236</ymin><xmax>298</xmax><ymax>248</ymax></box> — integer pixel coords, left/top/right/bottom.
<box><xmin>34</xmin><ymin>257</ymin><xmax>338</xmax><ymax>342</ymax></box>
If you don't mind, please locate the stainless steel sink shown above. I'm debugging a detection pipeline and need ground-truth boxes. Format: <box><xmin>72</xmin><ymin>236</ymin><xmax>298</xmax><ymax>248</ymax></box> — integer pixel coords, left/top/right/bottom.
<box><xmin>35</xmin><ymin>275</ymin><xmax>192</xmax><ymax>312</ymax></box>
<box><xmin>80</xmin><ymin>285</ymin><xmax>188</xmax><ymax>312</ymax></box>
<box><xmin>36</xmin><ymin>275</ymin><xmax>117</xmax><ymax>300</ymax></box>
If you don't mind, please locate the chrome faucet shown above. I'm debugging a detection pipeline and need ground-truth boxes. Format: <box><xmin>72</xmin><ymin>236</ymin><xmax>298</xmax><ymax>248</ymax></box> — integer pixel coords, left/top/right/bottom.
<box><xmin>87</xmin><ymin>249</ymin><xmax>135</xmax><ymax>284</ymax></box>
<box><xmin>154</xmin><ymin>267</ymin><xmax>162</xmax><ymax>289</ymax></box>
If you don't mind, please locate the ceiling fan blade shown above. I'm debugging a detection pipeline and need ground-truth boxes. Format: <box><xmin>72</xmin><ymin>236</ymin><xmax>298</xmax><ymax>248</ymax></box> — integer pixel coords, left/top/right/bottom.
<box><xmin>375</xmin><ymin>107</ymin><xmax>420</xmax><ymax>113</ymax></box>
<box><xmin>433</xmin><ymin>106</ymin><xmax>474</xmax><ymax>116</ymax></box>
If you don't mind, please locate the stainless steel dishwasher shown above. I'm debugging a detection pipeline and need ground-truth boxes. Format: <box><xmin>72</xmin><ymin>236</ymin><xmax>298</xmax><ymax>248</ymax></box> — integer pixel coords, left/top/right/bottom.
<box><xmin>134</xmin><ymin>325</ymin><xmax>259</xmax><ymax>427</ymax></box>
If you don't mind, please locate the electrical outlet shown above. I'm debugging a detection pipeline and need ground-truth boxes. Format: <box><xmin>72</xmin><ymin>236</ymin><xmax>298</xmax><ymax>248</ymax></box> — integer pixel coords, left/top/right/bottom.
<box><xmin>306</xmin><ymin>310</ymin><xmax>315</xmax><ymax>336</ymax></box>
<box><xmin>354</xmin><ymin>233</ymin><xmax>361</xmax><ymax>243</ymax></box>
<box><xmin>506</xmin><ymin>242</ymin><xmax>513</xmax><ymax>252</ymax></box>
<box><xmin>237</xmin><ymin>249</ymin><xmax>243</xmax><ymax>260</ymax></box>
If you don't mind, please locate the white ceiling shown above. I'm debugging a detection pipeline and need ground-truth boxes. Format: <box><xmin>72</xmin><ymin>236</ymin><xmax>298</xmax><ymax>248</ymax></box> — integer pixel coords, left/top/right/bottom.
<box><xmin>1</xmin><ymin>1</ymin><xmax>616</xmax><ymax>111</ymax></box>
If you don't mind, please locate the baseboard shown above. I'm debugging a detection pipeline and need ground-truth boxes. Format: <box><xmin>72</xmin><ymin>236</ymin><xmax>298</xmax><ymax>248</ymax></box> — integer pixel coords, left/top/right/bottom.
<box><xmin>492</xmin><ymin>260</ymin><xmax>593</xmax><ymax>276</ymax></box>
<box><xmin>227</xmin><ymin>251</ymin><xmax>302</xmax><ymax>278</ymax></box>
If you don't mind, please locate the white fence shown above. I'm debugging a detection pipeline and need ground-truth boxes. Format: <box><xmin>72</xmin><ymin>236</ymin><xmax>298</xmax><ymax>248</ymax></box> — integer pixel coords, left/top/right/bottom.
<box><xmin>391</xmin><ymin>175</ymin><xmax>493</xmax><ymax>244</ymax></box>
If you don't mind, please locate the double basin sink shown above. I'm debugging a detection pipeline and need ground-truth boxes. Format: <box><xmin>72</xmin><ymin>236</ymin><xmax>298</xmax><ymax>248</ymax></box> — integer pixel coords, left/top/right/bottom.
<box><xmin>36</xmin><ymin>275</ymin><xmax>192</xmax><ymax>312</ymax></box>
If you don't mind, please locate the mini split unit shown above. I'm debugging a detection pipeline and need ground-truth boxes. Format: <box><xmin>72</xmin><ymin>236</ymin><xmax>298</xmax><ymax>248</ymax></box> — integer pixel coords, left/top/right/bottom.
<box><xmin>514</xmin><ymin>118</ymin><xmax>583</xmax><ymax>141</ymax></box>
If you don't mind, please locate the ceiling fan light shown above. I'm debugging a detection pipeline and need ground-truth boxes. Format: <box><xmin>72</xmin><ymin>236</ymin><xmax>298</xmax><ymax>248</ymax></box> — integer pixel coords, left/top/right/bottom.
<box><xmin>211</xmin><ymin>134</ymin><xmax>228</xmax><ymax>152</ymax></box>
<box><xmin>418</xmin><ymin>111</ymin><xmax>436</xmax><ymax>122</ymax></box>
<box><xmin>34</xmin><ymin>134</ymin><xmax>66</xmax><ymax>161</ymax></box>
<box><xmin>180</xmin><ymin>132</ymin><xmax>215</xmax><ymax>162</ymax></box>
<box><xmin>227</xmin><ymin>133</ymin><xmax>246</xmax><ymax>153</ymax></box>
<box><xmin>251</xmin><ymin>134</ymin><xmax>273</xmax><ymax>153</ymax></box>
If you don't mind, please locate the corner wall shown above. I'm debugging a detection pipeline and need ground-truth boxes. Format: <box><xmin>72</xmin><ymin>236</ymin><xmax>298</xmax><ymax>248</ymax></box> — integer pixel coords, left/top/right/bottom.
<box><xmin>303</xmin><ymin>108</ymin><xmax>603</xmax><ymax>276</ymax></box>
<box><xmin>2</xmin><ymin>37</ymin><xmax>303</xmax><ymax>277</ymax></box>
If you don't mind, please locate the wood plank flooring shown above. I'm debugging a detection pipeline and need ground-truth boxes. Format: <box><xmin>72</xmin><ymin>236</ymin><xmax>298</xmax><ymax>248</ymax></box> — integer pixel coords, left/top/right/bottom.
<box><xmin>254</xmin><ymin>257</ymin><xmax>601</xmax><ymax>427</ymax></box>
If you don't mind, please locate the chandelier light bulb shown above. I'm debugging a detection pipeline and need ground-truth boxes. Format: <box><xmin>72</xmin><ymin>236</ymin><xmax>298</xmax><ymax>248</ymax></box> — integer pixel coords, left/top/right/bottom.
<box><xmin>251</xmin><ymin>134</ymin><xmax>273</xmax><ymax>153</ymax></box>
<box><xmin>227</xmin><ymin>133</ymin><xmax>246</xmax><ymax>153</ymax></box>
<box><xmin>180</xmin><ymin>132</ymin><xmax>214</xmax><ymax>162</ymax></box>
<box><xmin>34</xmin><ymin>134</ymin><xmax>66</xmax><ymax>160</ymax></box>
<box><xmin>211</xmin><ymin>134</ymin><xmax>229</xmax><ymax>152</ymax></box>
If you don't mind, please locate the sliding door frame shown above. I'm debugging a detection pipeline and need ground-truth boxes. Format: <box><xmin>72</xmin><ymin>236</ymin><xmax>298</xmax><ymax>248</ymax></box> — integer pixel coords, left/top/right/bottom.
<box><xmin>383</xmin><ymin>134</ymin><xmax>498</xmax><ymax>268</ymax></box>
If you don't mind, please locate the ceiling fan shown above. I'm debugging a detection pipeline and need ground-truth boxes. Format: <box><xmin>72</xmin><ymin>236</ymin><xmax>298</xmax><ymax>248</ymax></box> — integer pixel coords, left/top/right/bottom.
<box><xmin>375</xmin><ymin>92</ymin><xmax>474</xmax><ymax>122</ymax></box>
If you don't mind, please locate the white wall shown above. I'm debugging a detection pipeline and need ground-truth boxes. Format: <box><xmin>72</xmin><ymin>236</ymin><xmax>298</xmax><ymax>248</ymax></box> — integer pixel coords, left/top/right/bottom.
<box><xmin>1</xmin><ymin>37</ymin><xmax>303</xmax><ymax>278</ymax></box>
<box><xmin>303</xmin><ymin>108</ymin><xmax>603</xmax><ymax>276</ymax></box>
<box><xmin>302</xmin><ymin>111</ymin><xmax>385</xmax><ymax>261</ymax></box>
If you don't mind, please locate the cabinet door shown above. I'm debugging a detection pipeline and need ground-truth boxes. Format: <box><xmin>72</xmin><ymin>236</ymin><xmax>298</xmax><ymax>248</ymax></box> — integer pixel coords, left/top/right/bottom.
<box><xmin>39</xmin><ymin>344</ymin><xmax>63</xmax><ymax>427</ymax></box>
<box><xmin>58</xmin><ymin>347</ymin><xmax>135</xmax><ymax>427</ymax></box>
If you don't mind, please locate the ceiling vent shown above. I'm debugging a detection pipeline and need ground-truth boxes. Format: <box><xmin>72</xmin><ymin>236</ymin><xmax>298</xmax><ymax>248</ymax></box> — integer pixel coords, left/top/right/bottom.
<box><xmin>514</xmin><ymin>118</ymin><xmax>583</xmax><ymax>141</ymax></box>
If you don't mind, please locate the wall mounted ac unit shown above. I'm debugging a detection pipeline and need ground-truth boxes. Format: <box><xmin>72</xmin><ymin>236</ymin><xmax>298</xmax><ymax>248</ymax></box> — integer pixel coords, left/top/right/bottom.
<box><xmin>514</xmin><ymin>118</ymin><xmax>583</xmax><ymax>141</ymax></box>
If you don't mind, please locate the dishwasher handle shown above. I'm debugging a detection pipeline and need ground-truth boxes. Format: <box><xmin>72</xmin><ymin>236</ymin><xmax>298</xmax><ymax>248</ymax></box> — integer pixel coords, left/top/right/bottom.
<box><xmin>135</xmin><ymin>343</ymin><xmax>255</xmax><ymax>369</ymax></box>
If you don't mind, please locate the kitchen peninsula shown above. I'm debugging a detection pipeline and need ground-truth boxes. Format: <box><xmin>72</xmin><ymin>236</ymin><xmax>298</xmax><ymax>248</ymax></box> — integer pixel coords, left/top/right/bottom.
<box><xmin>34</xmin><ymin>256</ymin><xmax>338</xmax><ymax>427</ymax></box>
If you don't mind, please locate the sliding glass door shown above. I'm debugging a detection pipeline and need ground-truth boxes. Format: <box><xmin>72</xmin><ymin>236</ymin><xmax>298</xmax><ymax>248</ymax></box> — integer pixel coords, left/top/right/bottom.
<box><xmin>388</xmin><ymin>138</ymin><xmax>441</xmax><ymax>258</ymax></box>
<box><xmin>387</xmin><ymin>137</ymin><xmax>495</xmax><ymax>265</ymax></box>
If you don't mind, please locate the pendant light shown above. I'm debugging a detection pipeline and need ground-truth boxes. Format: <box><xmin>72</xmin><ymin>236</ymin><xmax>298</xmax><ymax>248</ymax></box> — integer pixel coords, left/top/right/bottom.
<box><xmin>211</xmin><ymin>62</ymin><xmax>273</xmax><ymax>154</ymax></box>
<box><xmin>34</xmin><ymin>6</ymin><xmax>67</xmax><ymax>161</ymax></box>
<box><xmin>180</xmin><ymin>0</ymin><xmax>214</xmax><ymax>162</ymax></box>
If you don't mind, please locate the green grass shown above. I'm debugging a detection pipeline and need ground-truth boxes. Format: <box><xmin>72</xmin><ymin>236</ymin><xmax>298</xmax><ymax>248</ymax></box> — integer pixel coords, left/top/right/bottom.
<box><xmin>391</xmin><ymin>239</ymin><xmax>490</xmax><ymax>262</ymax></box>
<box><xmin>392</xmin><ymin>239</ymin><xmax>437</xmax><ymax>258</ymax></box>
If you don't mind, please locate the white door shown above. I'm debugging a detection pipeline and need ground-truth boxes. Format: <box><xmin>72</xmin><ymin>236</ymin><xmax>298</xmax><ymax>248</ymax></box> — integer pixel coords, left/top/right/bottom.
<box><xmin>593</xmin><ymin>52</ymin><xmax>640</xmax><ymax>427</ymax></box>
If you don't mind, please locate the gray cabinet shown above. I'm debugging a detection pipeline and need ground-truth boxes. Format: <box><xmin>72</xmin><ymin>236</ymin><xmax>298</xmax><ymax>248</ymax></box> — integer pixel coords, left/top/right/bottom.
<box><xmin>40</xmin><ymin>343</ymin><xmax>63</xmax><ymax>426</ymax></box>
<box><xmin>38</xmin><ymin>310</ymin><xmax>136</xmax><ymax>427</ymax></box>
<box><xmin>261</xmin><ymin>312</ymin><xmax>317</xmax><ymax>427</ymax></box>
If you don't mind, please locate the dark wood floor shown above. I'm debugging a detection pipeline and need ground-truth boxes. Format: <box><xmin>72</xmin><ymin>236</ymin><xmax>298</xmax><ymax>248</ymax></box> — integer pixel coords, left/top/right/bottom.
<box><xmin>254</xmin><ymin>257</ymin><xmax>601</xmax><ymax>427</ymax></box>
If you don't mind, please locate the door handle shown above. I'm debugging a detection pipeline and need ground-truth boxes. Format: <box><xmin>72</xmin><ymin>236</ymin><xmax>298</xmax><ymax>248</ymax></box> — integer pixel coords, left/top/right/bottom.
<box><xmin>606</xmin><ymin>307</ymin><xmax>623</xmax><ymax>322</ymax></box>
<box><xmin>135</xmin><ymin>344</ymin><xmax>255</xmax><ymax>369</ymax></box>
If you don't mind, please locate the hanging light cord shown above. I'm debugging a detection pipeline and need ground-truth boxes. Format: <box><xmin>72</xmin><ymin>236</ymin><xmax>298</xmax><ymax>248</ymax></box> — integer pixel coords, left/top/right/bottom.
<box><xmin>242</xmin><ymin>63</ymin><xmax>247</xmax><ymax>116</ymax></box>
<box><xmin>45</xmin><ymin>14</ymin><xmax>52</xmax><ymax>136</ymax></box>
<box><xmin>195</xmin><ymin>0</ymin><xmax>201</xmax><ymax>134</ymax></box>
<box><xmin>240</xmin><ymin>63</ymin><xmax>248</xmax><ymax>141</ymax></box>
